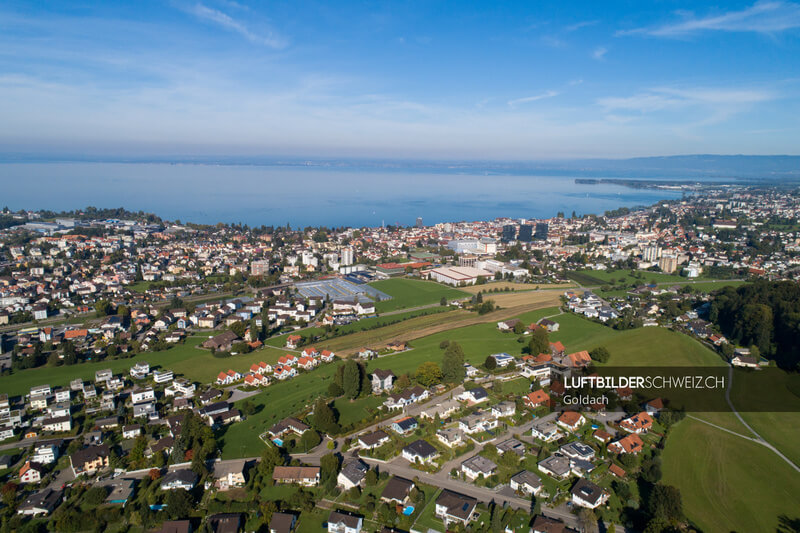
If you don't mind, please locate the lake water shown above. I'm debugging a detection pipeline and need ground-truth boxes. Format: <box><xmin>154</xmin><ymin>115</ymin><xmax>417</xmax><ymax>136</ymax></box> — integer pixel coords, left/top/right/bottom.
<box><xmin>0</xmin><ymin>162</ymin><xmax>685</xmax><ymax>227</ymax></box>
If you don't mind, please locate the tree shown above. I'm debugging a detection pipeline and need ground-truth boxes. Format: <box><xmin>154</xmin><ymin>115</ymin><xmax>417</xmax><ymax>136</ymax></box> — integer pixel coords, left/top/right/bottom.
<box><xmin>327</xmin><ymin>382</ymin><xmax>344</xmax><ymax>397</ymax></box>
<box><xmin>230</xmin><ymin>321</ymin><xmax>246</xmax><ymax>339</ymax></box>
<box><xmin>641</xmin><ymin>457</ymin><xmax>662</xmax><ymax>483</ymax></box>
<box><xmin>589</xmin><ymin>346</ymin><xmax>611</xmax><ymax>363</ymax></box>
<box><xmin>442</xmin><ymin>341</ymin><xmax>466</xmax><ymax>383</ymax></box>
<box><xmin>440</xmin><ymin>296</ymin><xmax>447</xmax><ymax>306</ymax></box>
<box><xmin>300</xmin><ymin>429</ymin><xmax>322</xmax><ymax>451</ymax></box>
<box><xmin>84</xmin><ymin>486</ymin><xmax>108</xmax><ymax>505</ymax></box>
<box><xmin>95</xmin><ymin>300</ymin><xmax>112</xmax><ymax>317</ymax></box>
<box><xmin>365</xmin><ymin>469</ymin><xmax>378</xmax><ymax>486</ymax></box>
<box><xmin>528</xmin><ymin>327</ymin><xmax>550</xmax><ymax>355</ymax></box>
<box><xmin>342</xmin><ymin>359</ymin><xmax>362</xmax><ymax>399</ymax></box>
<box><xmin>1</xmin><ymin>482</ymin><xmax>18</xmax><ymax>507</ymax></box>
<box><xmin>165</xmin><ymin>489</ymin><xmax>194</xmax><ymax>519</ymax></box>
<box><xmin>258</xmin><ymin>443</ymin><xmax>285</xmax><ymax>481</ymax></box>
<box><xmin>320</xmin><ymin>453</ymin><xmax>340</xmax><ymax>492</ymax></box>
<box><xmin>513</xmin><ymin>321</ymin><xmax>525</xmax><ymax>335</ymax></box>
<box><xmin>484</xmin><ymin>355</ymin><xmax>497</xmax><ymax>370</ymax></box>
<box><xmin>648</xmin><ymin>484</ymin><xmax>683</xmax><ymax>522</ymax></box>
<box><xmin>240</xmin><ymin>400</ymin><xmax>256</xmax><ymax>416</ymax></box>
<box><xmin>311</xmin><ymin>398</ymin><xmax>340</xmax><ymax>435</ymax></box>
<box><xmin>395</xmin><ymin>373</ymin><xmax>411</xmax><ymax>389</ymax></box>
<box><xmin>415</xmin><ymin>362</ymin><xmax>443</xmax><ymax>387</ymax></box>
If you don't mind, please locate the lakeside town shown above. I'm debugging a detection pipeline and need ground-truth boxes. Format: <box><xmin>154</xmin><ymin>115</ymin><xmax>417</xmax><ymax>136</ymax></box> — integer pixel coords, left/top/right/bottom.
<box><xmin>0</xmin><ymin>185</ymin><xmax>799</xmax><ymax>533</ymax></box>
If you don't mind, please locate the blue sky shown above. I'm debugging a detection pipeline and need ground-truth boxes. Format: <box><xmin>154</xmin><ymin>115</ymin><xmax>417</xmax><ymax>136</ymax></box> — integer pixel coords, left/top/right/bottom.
<box><xmin>1</xmin><ymin>0</ymin><xmax>799</xmax><ymax>159</ymax></box>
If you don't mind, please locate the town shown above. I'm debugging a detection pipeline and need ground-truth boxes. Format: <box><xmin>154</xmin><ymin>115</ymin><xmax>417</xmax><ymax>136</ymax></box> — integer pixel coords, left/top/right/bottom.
<box><xmin>0</xmin><ymin>185</ymin><xmax>798</xmax><ymax>533</ymax></box>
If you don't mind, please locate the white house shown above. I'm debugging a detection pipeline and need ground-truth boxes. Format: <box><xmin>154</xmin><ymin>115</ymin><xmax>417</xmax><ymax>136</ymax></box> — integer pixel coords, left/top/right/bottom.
<box><xmin>509</xmin><ymin>470</ymin><xmax>542</xmax><ymax>496</ymax></box>
<box><xmin>571</xmin><ymin>478</ymin><xmax>609</xmax><ymax>509</ymax></box>
<box><xmin>32</xmin><ymin>445</ymin><xmax>58</xmax><ymax>465</ymax></box>
<box><xmin>327</xmin><ymin>511</ymin><xmax>363</xmax><ymax>533</ymax></box>
<box><xmin>153</xmin><ymin>370</ymin><xmax>173</xmax><ymax>384</ymax></box>
<box><xmin>122</xmin><ymin>425</ymin><xmax>142</xmax><ymax>439</ymax></box>
<box><xmin>131</xmin><ymin>387</ymin><xmax>155</xmax><ymax>404</ymax></box>
<box><xmin>435</xmin><ymin>490</ymin><xmax>477</xmax><ymax>527</ymax></box>
<box><xmin>461</xmin><ymin>455</ymin><xmax>497</xmax><ymax>480</ymax></box>
<box><xmin>160</xmin><ymin>470</ymin><xmax>198</xmax><ymax>491</ymax></box>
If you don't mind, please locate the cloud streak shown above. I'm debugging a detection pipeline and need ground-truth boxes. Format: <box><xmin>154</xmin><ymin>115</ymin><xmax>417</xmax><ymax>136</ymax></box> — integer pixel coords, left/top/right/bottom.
<box><xmin>592</xmin><ymin>46</ymin><xmax>607</xmax><ymax>60</ymax></box>
<box><xmin>507</xmin><ymin>90</ymin><xmax>559</xmax><ymax>107</ymax></box>
<box><xmin>187</xmin><ymin>3</ymin><xmax>287</xmax><ymax>48</ymax></box>
<box><xmin>620</xmin><ymin>1</ymin><xmax>800</xmax><ymax>37</ymax></box>
<box><xmin>598</xmin><ymin>86</ymin><xmax>776</xmax><ymax>126</ymax></box>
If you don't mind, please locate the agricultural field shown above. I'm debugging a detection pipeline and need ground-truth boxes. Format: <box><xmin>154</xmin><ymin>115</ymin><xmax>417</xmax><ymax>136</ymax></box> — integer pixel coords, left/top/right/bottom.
<box><xmin>368</xmin><ymin>278</ymin><xmax>469</xmax><ymax>312</ymax></box>
<box><xmin>662</xmin><ymin>417</ymin><xmax>800</xmax><ymax>533</ymax></box>
<box><xmin>459</xmin><ymin>281</ymin><xmax>574</xmax><ymax>294</ymax></box>
<box><xmin>318</xmin><ymin>295</ymin><xmax>561</xmax><ymax>356</ymax></box>
<box><xmin>483</xmin><ymin>289</ymin><xmax>564</xmax><ymax>309</ymax></box>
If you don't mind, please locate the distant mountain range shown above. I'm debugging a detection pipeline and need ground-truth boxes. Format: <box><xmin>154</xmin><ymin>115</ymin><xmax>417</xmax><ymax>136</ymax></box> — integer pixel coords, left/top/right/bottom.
<box><xmin>1</xmin><ymin>153</ymin><xmax>798</xmax><ymax>181</ymax></box>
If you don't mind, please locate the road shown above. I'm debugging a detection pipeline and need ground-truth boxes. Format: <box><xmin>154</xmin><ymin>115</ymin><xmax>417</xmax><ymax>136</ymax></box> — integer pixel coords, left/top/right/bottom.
<box><xmin>0</xmin><ymin>434</ymin><xmax>78</xmax><ymax>452</ymax></box>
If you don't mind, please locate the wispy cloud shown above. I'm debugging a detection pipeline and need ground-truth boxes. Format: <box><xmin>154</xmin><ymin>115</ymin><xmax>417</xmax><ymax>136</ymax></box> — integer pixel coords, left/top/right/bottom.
<box><xmin>592</xmin><ymin>46</ymin><xmax>607</xmax><ymax>60</ymax></box>
<box><xmin>186</xmin><ymin>3</ymin><xmax>287</xmax><ymax>48</ymax></box>
<box><xmin>620</xmin><ymin>1</ymin><xmax>800</xmax><ymax>37</ymax></box>
<box><xmin>598</xmin><ymin>86</ymin><xmax>775</xmax><ymax>123</ymax></box>
<box><xmin>508</xmin><ymin>90</ymin><xmax>559</xmax><ymax>107</ymax></box>
<box><xmin>566</xmin><ymin>20</ymin><xmax>598</xmax><ymax>32</ymax></box>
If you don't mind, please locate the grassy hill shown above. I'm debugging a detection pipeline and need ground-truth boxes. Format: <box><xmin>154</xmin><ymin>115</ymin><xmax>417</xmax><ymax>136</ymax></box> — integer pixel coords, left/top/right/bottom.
<box><xmin>662</xmin><ymin>417</ymin><xmax>800</xmax><ymax>533</ymax></box>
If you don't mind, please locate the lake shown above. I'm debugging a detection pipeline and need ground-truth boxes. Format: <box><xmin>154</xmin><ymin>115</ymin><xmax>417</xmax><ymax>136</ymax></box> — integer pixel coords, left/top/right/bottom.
<box><xmin>0</xmin><ymin>162</ymin><xmax>685</xmax><ymax>227</ymax></box>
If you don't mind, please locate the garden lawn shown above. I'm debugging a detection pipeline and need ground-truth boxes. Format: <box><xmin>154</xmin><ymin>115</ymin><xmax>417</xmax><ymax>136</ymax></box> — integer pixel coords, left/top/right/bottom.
<box><xmin>219</xmin><ymin>362</ymin><xmax>337</xmax><ymax>458</ymax></box>
<box><xmin>332</xmin><ymin>395</ymin><xmax>385</xmax><ymax>428</ymax></box>
<box><xmin>369</xmin><ymin>279</ymin><xmax>469</xmax><ymax>312</ymax></box>
<box><xmin>662</xmin><ymin>417</ymin><xmax>800</xmax><ymax>533</ymax></box>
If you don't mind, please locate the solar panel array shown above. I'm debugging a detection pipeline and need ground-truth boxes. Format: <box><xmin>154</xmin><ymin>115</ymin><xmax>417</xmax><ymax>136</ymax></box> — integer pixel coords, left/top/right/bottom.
<box><xmin>295</xmin><ymin>278</ymin><xmax>391</xmax><ymax>303</ymax></box>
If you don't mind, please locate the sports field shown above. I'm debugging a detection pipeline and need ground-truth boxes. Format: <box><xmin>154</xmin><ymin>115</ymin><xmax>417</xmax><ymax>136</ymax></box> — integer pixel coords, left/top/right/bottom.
<box><xmin>368</xmin><ymin>278</ymin><xmax>469</xmax><ymax>312</ymax></box>
<box><xmin>662</xmin><ymin>417</ymin><xmax>800</xmax><ymax>533</ymax></box>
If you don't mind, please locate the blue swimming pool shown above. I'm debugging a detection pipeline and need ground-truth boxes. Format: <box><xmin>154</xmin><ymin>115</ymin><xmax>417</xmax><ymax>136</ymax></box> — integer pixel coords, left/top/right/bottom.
<box><xmin>402</xmin><ymin>506</ymin><xmax>415</xmax><ymax>516</ymax></box>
